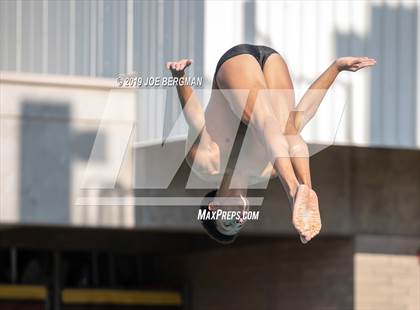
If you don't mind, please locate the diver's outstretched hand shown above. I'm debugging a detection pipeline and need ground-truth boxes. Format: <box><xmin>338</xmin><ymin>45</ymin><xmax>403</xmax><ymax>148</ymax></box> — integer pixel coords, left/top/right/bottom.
<box><xmin>335</xmin><ymin>57</ymin><xmax>376</xmax><ymax>72</ymax></box>
<box><xmin>166</xmin><ymin>59</ymin><xmax>193</xmax><ymax>77</ymax></box>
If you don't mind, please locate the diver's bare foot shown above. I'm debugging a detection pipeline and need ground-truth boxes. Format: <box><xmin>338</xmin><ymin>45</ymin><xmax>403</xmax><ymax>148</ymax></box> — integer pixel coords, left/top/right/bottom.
<box><xmin>292</xmin><ymin>185</ymin><xmax>310</xmax><ymax>242</ymax></box>
<box><xmin>307</xmin><ymin>189</ymin><xmax>321</xmax><ymax>240</ymax></box>
<box><xmin>292</xmin><ymin>185</ymin><xmax>321</xmax><ymax>243</ymax></box>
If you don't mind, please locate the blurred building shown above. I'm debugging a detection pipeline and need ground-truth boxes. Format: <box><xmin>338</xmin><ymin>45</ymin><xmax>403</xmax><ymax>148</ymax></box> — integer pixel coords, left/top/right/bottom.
<box><xmin>0</xmin><ymin>1</ymin><xmax>419</xmax><ymax>309</ymax></box>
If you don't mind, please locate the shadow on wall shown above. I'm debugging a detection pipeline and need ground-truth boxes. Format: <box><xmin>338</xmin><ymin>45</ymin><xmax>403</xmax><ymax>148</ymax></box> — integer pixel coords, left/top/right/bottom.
<box><xmin>19</xmin><ymin>101</ymin><xmax>106</xmax><ymax>224</ymax></box>
<box><xmin>336</xmin><ymin>4</ymin><xmax>418</xmax><ymax>148</ymax></box>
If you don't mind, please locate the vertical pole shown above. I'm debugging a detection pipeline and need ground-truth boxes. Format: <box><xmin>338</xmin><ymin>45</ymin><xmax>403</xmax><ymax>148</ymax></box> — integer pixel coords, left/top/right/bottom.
<box><xmin>183</xmin><ymin>281</ymin><xmax>191</xmax><ymax>310</ymax></box>
<box><xmin>126</xmin><ymin>0</ymin><xmax>133</xmax><ymax>73</ymax></box>
<box><xmin>69</xmin><ymin>0</ymin><xmax>76</xmax><ymax>75</ymax></box>
<box><xmin>108</xmin><ymin>253</ymin><xmax>115</xmax><ymax>287</ymax></box>
<box><xmin>53</xmin><ymin>251</ymin><xmax>61</xmax><ymax>310</ymax></box>
<box><xmin>16</xmin><ymin>0</ymin><xmax>22</xmax><ymax>72</ymax></box>
<box><xmin>92</xmin><ymin>252</ymin><xmax>99</xmax><ymax>287</ymax></box>
<box><xmin>10</xmin><ymin>247</ymin><xmax>18</xmax><ymax>284</ymax></box>
<box><xmin>417</xmin><ymin>3</ymin><xmax>420</xmax><ymax>147</ymax></box>
<box><xmin>42</xmin><ymin>0</ymin><xmax>48</xmax><ymax>73</ymax></box>
<box><xmin>90</xmin><ymin>0</ymin><xmax>97</xmax><ymax>76</ymax></box>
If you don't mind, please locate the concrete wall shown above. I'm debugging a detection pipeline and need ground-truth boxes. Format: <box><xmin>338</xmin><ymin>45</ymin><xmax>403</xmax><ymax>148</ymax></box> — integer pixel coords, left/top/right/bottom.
<box><xmin>154</xmin><ymin>235</ymin><xmax>420</xmax><ymax>310</ymax></box>
<box><xmin>157</xmin><ymin>237</ymin><xmax>355</xmax><ymax>310</ymax></box>
<box><xmin>354</xmin><ymin>235</ymin><xmax>420</xmax><ymax>310</ymax></box>
<box><xmin>136</xmin><ymin>143</ymin><xmax>420</xmax><ymax>237</ymax></box>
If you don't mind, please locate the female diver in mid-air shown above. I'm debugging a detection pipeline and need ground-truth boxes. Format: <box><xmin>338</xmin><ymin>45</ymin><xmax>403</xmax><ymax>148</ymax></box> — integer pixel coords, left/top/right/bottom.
<box><xmin>166</xmin><ymin>44</ymin><xmax>376</xmax><ymax>244</ymax></box>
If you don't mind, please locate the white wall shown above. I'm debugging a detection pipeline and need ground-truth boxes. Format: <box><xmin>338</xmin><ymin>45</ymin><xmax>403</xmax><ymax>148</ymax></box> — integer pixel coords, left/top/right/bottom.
<box><xmin>0</xmin><ymin>0</ymin><xmax>419</xmax><ymax>149</ymax></box>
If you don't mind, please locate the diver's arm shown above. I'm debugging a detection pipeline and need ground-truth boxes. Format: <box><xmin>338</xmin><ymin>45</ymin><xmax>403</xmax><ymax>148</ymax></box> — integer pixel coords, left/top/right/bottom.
<box><xmin>166</xmin><ymin>59</ymin><xmax>206</xmax><ymax>134</ymax></box>
<box><xmin>293</xmin><ymin>57</ymin><xmax>376</xmax><ymax>131</ymax></box>
<box><xmin>166</xmin><ymin>59</ymin><xmax>219</xmax><ymax>174</ymax></box>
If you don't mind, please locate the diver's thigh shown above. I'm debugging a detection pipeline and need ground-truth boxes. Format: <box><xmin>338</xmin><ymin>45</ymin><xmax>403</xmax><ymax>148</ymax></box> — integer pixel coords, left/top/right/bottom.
<box><xmin>215</xmin><ymin>54</ymin><xmax>271</xmax><ymax>125</ymax></box>
<box><xmin>262</xmin><ymin>54</ymin><xmax>295</xmax><ymax>129</ymax></box>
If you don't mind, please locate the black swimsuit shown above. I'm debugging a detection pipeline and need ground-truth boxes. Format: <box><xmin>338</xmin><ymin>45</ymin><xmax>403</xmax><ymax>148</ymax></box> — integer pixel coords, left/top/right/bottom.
<box><xmin>214</xmin><ymin>44</ymin><xmax>279</xmax><ymax>78</ymax></box>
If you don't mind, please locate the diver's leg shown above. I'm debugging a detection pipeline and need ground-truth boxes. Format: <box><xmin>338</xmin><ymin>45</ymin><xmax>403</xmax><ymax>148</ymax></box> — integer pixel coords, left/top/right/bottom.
<box><xmin>263</xmin><ymin>53</ymin><xmax>321</xmax><ymax>241</ymax></box>
<box><xmin>262</xmin><ymin>54</ymin><xmax>313</xmax><ymax>186</ymax></box>
<box><xmin>215</xmin><ymin>54</ymin><xmax>312</xmax><ymax>242</ymax></box>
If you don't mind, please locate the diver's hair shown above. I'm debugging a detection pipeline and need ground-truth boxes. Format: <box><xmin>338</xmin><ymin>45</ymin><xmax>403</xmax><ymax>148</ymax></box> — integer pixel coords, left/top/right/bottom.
<box><xmin>200</xmin><ymin>190</ymin><xmax>237</xmax><ymax>244</ymax></box>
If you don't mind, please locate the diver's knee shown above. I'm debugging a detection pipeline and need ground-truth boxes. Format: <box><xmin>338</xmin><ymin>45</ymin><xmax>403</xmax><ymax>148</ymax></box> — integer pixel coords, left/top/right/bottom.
<box><xmin>288</xmin><ymin>135</ymin><xmax>309</xmax><ymax>158</ymax></box>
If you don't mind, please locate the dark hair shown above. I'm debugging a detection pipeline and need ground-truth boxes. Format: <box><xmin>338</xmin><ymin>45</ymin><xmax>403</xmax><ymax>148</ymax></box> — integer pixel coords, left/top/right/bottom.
<box><xmin>200</xmin><ymin>190</ymin><xmax>237</xmax><ymax>244</ymax></box>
